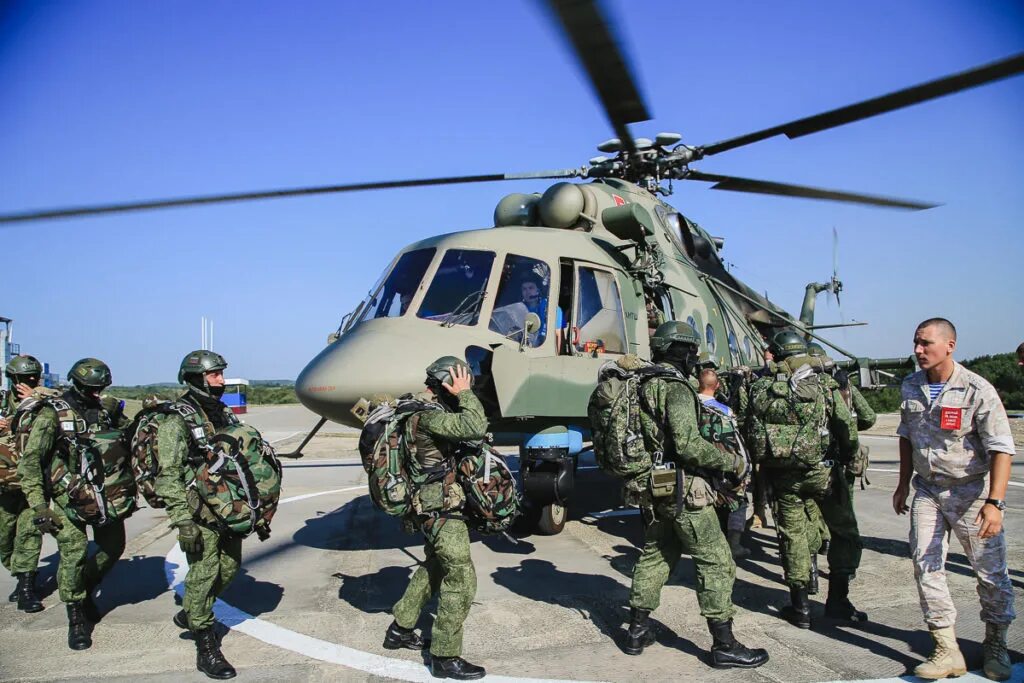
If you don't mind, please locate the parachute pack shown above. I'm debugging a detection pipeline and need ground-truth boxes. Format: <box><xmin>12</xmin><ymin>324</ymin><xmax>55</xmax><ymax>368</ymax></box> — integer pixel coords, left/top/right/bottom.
<box><xmin>129</xmin><ymin>400</ymin><xmax>210</xmax><ymax>508</ymax></box>
<box><xmin>456</xmin><ymin>445</ymin><xmax>521</xmax><ymax>534</ymax></box>
<box><xmin>748</xmin><ymin>363</ymin><xmax>833</xmax><ymax>469</ymax></box>
<box><xmin>46</xmin><ymin>397</ymin><xmax>137</xmax><ymax>527</ymax></box>
<box><xmin>0</xmin><ymin>388</ymin><xmax>60</xmax><ymax>491</ymax></box>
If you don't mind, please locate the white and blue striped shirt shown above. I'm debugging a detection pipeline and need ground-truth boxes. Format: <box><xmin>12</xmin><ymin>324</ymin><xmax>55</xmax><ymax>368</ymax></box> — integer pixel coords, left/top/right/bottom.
<box><xmin>927</xmin><ymin>383</ymin><xmax>945</xmax><ymax>403</ymax></box>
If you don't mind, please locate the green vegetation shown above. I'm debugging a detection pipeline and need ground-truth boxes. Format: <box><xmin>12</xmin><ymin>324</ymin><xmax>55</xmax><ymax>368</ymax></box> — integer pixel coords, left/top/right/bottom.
<box><xmin>107</xmin><ymin>382</ymin><xmax>298</xmax><ymax>406</ymax></box>
<box><xmin>860</xmin><ymin>352</ymin><xmax>1023</xmax><ymax>413</ymax></box>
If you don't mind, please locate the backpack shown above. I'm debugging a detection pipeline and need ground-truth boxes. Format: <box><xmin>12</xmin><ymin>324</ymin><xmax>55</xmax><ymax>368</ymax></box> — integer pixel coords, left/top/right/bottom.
<box><xmin>0</xmin><ymin>388</ymin><xmax>60</xmax><ymax>492</ymax></box>
<box><xmin>45</xmin><ymin>397</ymin><xmax>137</xmax><ymax>527</ymax></box>
<box><xmin>358</xmin><ymin>397</ymin><xmax>447</xmax><ymax>518</ymax></box>
<box><xmin>188</xmin><ymin>423</ymin><xmax>282</xmax><ymax>537</ymax></box>
<box><xmin>456</xmin><ymin>445</ymin><xmax>521</xmax><ymax>534</ymax></box>
<box><xmin>748</xmin><ymin>364</ymin><xmax>832</xmax><ymax>469</ymax></box>
<box><xmin>695</xmin><ymin>399</ymin><xmax>749</xmax><ymax>508</ymax></box>
<box><xmin>129</xmin><ymin>400</ymin><xmax>211</xmax><ymax>509</ymax></box>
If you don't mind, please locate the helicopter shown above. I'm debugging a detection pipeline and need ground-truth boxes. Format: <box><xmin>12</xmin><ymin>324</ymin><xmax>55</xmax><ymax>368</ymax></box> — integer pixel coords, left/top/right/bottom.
<box><xmin>1</xmin><ymin>2</ymin><xmax>1021</xmax><ymax>534</ymax></box>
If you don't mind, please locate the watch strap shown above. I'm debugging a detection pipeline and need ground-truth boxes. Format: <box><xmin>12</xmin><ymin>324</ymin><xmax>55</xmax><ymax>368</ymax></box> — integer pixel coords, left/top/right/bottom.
<box><xmin>984</xmin><ymin>498</ymin><xmax>1006</xmax><ymax>511</ymax></box>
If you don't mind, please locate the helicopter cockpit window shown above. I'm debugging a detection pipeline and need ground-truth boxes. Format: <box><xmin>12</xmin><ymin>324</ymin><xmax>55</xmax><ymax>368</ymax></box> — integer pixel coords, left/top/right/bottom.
<box><xmin>576</xmin><ymin>267</ymin><xmax>627</xmax><ymax>354</ymax></box>
<box><xmin>355</xmin><ymin>248</ymin><xmax>435</xmax><ymax>324</ymax></box>
<box><xmin>417</xmin><ymin>249</ymin><xmax>495</xmax><ymax>325</ymax></box>
<box><xmin>487</xmin><ymin>255</ymin><xmax>555</xmax><ymax>348</ymax></box>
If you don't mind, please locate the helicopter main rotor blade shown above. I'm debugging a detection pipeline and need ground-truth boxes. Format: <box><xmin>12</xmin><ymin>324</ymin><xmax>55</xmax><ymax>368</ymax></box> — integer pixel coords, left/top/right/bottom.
<box><xmin>699</xmin><ymin>52</ymin><xmax>1024</xmax><ymax>157</ymax></box>
<box><xmin>0</xmin><ymin>169</ymin><xmax>583</xmax><ymax>224</ymax></box>
<box><xmin>685</xmin><ymin>171</ymin><xmax>939</xmax><ymax>210</ymax></box>
<box><xmin>544</xmin><ymin>0</ymin><xmax>650</xmax><ymax>155</ymax></box>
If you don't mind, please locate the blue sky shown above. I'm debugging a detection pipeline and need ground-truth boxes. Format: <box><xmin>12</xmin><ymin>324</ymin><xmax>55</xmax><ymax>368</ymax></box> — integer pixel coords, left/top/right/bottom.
<box><xmin>1</xmin><ymin>1</ymin><xmax>1021</xmax><ymax>385</ymax></box>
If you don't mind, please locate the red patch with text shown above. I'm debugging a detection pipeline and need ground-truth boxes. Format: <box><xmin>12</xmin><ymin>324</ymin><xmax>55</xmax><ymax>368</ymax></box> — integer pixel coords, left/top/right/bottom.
<box><xmin>612</xmin><ymin>194</ymin><xmax>626</xmax><ymax>206</ymax></box>
<box><xmin>939</xmin><ymin>406</ymin><xmax>962</xmax><ymax>431</ymax></box>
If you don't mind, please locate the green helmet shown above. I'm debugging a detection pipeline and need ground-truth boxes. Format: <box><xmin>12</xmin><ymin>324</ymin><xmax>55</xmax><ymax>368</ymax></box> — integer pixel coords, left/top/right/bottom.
<box><xmin>69</xmin><ymin>358</ymin><xmax>112</xmax><ymax>389</ymax></box>
<box><xmin>806</xmin><ymin>342</ymin><xmax>828</xmax><ymax>358</ymax></box>
<box><xmin>768</xmin><ymin>330</ymin><xmax>807</xmax><ymax>360</ymax></box>
<box><xmin>178</xmin><ymin>350</ymin><xmax>228</xmax><ymax>384</ymax></box>
<box><xmin>650</xmin><ymin>321</ymin><xmax>701</xmax><ymax>355</ymax></box>
<box><xmin>696</xmin><ymin>352</ymin><xmax>719</xmax><ymax>370</ymax></box>
<box><xmin>425</xmin><ymin>356</ymin><xmax>472</xmax><ymax>387</ymax></box>
<box><xmin>6</xmin><ymin>354</ymin><xmax>42</xmax><ymax>379</ymax></box>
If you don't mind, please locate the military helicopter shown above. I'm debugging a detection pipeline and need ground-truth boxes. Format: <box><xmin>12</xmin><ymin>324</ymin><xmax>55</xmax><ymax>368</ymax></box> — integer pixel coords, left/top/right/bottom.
<box><xmin>2</xmin><ymin>3</ymin><xmax>1021</xmax><ymax>534</ymax></box>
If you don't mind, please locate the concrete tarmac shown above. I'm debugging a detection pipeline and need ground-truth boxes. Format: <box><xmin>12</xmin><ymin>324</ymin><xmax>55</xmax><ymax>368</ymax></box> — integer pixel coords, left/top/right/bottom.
<box><xmin>1</xmin><ymin>404</ymin><xmax>1021</xmax><ymax>682</ymax></box>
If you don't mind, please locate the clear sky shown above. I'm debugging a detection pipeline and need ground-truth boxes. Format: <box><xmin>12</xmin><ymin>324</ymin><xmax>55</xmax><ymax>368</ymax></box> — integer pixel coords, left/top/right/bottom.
<box><xmin>1</xmin><ymin>1</ymin><xmax>1021</xmax><ymax>385</ymax></box>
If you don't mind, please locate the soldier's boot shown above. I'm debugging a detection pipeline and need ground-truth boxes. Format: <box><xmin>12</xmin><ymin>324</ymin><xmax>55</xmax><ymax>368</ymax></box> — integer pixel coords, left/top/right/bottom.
<box><xmin>807</xmin><ymin>554</ymin><xmax>819</xmax><ymax>596</ymax></box>
<box><xmin>914</xmin><ymin>626</ymin><xmax>966</xmax><ymax>680</ymax></box>
<box><xmin>982</xmin><ymin>623</ymin><xmax>1012</xmax><ymax>681</ymax></box>
<box><xmin>66</xmin><ymin>601</ymin><xmax>92</xmax><ymax>650</ymax></box>
<box><xmin>195</xmin><ymin>627</ymin><xmax>236</xmax><ymax>680</ymax></box>
<box><xmin>781</xmin><ymin>586</ymin><xmax>811</xmax><ymax>629</ymax></box>
<box><xmin>15</xmin><ymin>572</ymin><xmax>43</xmax><ymax>613</ymax></box>
<box><xmin>7</xmin><ymin>585</ymin><xmax>16</xmax><ymax>602</ymax></box>
<box><xmin>173</xmin><ymin>609</ymin><xmax>189</xmax><ymax>629</ymax></box>
<box><xmin>818</xmin><ymin>539</ymin><xmax>830</xmax><ymax>556</ymax></box>
<box><xmin>623</xmin><ymin>607</ymin><xmax>658</xmax><ymax>655</ymax></box>
<box><xmin>429</xmin><ymin>655</ymin><xmax>486</xmax><ymax>680</ymax></box>
<box><xmin>383</xmin><ymin>620</ymin><xmax>429</xmax><ymax>650</ymax></box>
<box><xmin>824</xmin><ymin>574</ymin><xmax>867</xmax><ymax>622</ymax></box>
<box><xmin>707</xmin><ymin>619</ymin><xmax>769</xmax><ymax>669</ymax></box>
<box><xmin>727</xmin><ymin>530</ymin><xmax>750</xmax><ymax>560</ymax></box>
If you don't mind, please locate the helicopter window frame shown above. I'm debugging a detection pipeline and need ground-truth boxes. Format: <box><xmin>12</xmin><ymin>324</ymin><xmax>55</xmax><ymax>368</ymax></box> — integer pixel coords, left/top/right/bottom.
<box><xmin>743</xmin><ymin>336</ymin><xmax>754</xmax><ymax>364</ymax></box>
<box><xmin>416</xmin><ymin>248</ymin><xmax>497</xmax><ymax>326</ymax></box>
<box><xmin>573</xmin><ymin>264</ymin><xmax>628</xmax><ymax>355</ymax></box>
<box><xmin>654</xmin><ymin>206</ymin><xmax>695</xmax><ymax>261</ymax></box>
<box><xmin>705</xmin><ymin>323</ymin><xmax>717</xmax><ymax>354</ymax></box>
<box><xmin>728</xmin><ymin>330</ymin><xmax>740</xmax><ymax>365</ymax></box>
<box><xmin>487</xmin><ymin>254</ymin><xmax>556</xmax><ymax>348</ymax></box>
<box><xmin>354</xmin><ymin>247</ymin><xmax>436</xmax><ymax>325</ymax></box>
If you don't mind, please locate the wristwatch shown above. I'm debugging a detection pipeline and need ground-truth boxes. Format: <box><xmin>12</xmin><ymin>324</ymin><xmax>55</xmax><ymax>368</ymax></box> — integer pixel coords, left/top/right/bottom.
<box><xmin>984</xmin><ymin>498</ymin><xmax>1007</xmax><ymax>511</ymax></box>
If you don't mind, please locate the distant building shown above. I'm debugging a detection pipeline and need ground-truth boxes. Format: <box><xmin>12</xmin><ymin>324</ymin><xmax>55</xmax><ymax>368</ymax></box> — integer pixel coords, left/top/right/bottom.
<box><xmin>223</xmin><ymin>378</ymin><xmax>249</xmax><ymax>414</ymax></box>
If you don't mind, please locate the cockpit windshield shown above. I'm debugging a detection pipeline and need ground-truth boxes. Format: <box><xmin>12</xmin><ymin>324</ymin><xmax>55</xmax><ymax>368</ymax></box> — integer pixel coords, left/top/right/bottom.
<box><xmin>417</xmin><ymin>249</ymin><xmax>495</xmax><ymax>325</ymax></box>
<box><xmin>354</xmin><ymin>248</ymin><xmax>435</xmax><ymax>325</ymax></box>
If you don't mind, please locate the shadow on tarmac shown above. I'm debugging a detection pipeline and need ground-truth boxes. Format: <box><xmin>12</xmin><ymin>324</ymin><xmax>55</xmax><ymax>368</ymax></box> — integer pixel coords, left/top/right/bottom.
<box><xmin>862</xmin><ymin>535</ymin><xmax>1024</xmax><ymax>590</ymax></box>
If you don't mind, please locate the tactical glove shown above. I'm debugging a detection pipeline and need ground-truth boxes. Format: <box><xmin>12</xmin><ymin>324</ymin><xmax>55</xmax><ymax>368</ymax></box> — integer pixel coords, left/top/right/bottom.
<box><xmin>256</xmin><ymin>525</ymin><xmax>271</xmax><ymax>542</ymax></box>
<box><xmin>32</xmin><ymin>504</ymin><xmax>63</xmax><ymax>535</ymax></box>
<box><xmin>176</xmin><ymin>521</ymin><xmax>204</xmax><ymax>555</ymax></box>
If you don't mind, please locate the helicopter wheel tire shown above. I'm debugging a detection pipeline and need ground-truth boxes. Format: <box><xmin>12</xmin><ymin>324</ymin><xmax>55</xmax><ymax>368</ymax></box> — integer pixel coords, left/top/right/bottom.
<box><xmin>536</xmin><ymin>503</ymin><xmax>567</xmax><ymax>536</ymax></box>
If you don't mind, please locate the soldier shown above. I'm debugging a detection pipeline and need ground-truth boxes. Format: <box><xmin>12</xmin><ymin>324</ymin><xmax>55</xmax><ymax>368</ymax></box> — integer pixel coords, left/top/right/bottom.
<box><xmin>893</xmin><ymin>319</ymin><xmax>1015</xmax><ymax>681</ymax></box>
<box><xmin>0</xmin><ymin>355</ymin><xmax>46</xmax><ymax>612</ymax></box>
<box><xmin>748</xmin><ymin>331</ymin><xmax>863</xmax><ymax>629</ymax></box>
<box><xmin>624</xmin><ymin>322</ymin><xmax>768</xmax><ymax>668</ymax></box>
<box><xmin>386</xmin><ymin>356</ymin><xmax>489</xmax><ymax>680</ymax></box>
<box><xmin>17</xmin><ymin>358</ymin><xmax>131</xmax><ymax>650</ymax></box>
<box><xmin>155</xmin><ymin>350</ymin><xmax>245</xmax><ymax>680</ymax></box>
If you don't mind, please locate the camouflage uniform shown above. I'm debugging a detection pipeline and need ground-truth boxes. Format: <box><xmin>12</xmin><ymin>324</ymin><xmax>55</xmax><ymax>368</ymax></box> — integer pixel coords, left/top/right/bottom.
<box><xmin>392</xmin><ymin>389</ymin><xmax>487</xmax><ymax>658</ymax></box>
<box><xmin>897</xmin><ymin>362</ymin><xmax>1016</xmax><ymax>629</ymax></box>
<box><xmin>749</xmin><ymin>359</ymin><xmax>860</xmax><ymax>588</ymax></box>
<box><xmin>0</xmin><ymin>390</ymin><xmax>43</xmax><ymax>578</ymax></box>
<box><xmin>17</xmin><ymin>399</ymin><xmax>130</xmax><ymax>602</ymax></box>
<box><xmin>628</xmin><ymin>367</ymin><xmax>740</xmax><ymax>622</ymax></box>
<box><xmin>153</xmin><ymin>394</ymin><xmax>243</xmax><ymax>632</ymax></box>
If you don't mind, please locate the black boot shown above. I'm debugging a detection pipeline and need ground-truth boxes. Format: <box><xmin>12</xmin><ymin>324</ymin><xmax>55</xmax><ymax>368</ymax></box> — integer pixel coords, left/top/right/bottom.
<box><xmin>781</xmin><ymin>586</ymin><xmax>811</xmax><ymax>629</ymax></box>
<box><xmin>808</xmin><ymin>554</ymin><xmax>819</xmax><ymax>596</ymax></box>
<box><xmin>825</xmin><ymin>574</ymin><xmax>867</xmax><ymax>622</ymax></box>
<box><xmin>16</xmin><ymin>572</ymin><xmax>43</xmax><ymax>613</ymax></box>
<box><xmin>173</xmin><ymin>609</ymin><xmax>189</xmax><ymax>629</ymax></box>
<box><xmin>81</xmin><ymin>591</ymin><xmax>101</xmax><ymax>623</ymax></box>
<box><xmin>818</xmin><ymin>539</ymin><xmax>830</xmax><ymax>556</ymax></box>
<box><xmin>430</xmin><ymin>655</ymin><xmax>486</xmax><ymax>680</ymax></box>
<box><xmin>7</xmin><ymin>585</ymin><xmax>16</xmax><ymax>602</ymax></box>
<box><xmin>727</xmin><ymin>530</ymin><xmax>750</xmax><ymax>560</ymax></box>
<box><xmin>708</xmin><ymin>619</ymin><xmax>770</xmax><ymax>669</ymax></box>
<box><xmin>623</xmin><ymin>607</ymin><xmax>657</xmax><ymax>655</ymax></box>
<box><xmin>66</xmin><ymin>601</ymin><xmax>92</xmax><ymax>650</ymax></box>
<box><xmin>383</xmin><ymin>620</ymin><xmax>428</xmax><ymax>650</ymax></box>
<box><xmin>195</xmin><ymin>627</ymin><xmax>236</xmax><ymax>679</ymax></box>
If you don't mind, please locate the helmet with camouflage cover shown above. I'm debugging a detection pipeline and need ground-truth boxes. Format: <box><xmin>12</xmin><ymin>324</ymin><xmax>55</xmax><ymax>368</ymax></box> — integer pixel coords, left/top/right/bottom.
<box><xmin>806</xmin><ymin>342</ymin><xmax>827</xmax><ymax>358</ymax></box>
<box><xmin>425</xmin><ymin>356</ymin><xmax>473</xmax><ymax>388</ymax></box>
<box><xmin>69</xmin><ymin>358</ymin><xmax>112</xmax><ymax>390</ymax></box>
<box><xmin>650</xmin><ymin>321</ymin><xmax>701</xmax><ymax>355</ymax></box>
<box><xmin>6</xmin><ymin>355</ymin><xmax>42</xmax><ymax>384</ymax></box>
<box><xmin>696</xmin><ymin>351</ymin><xmax>719</xmax><ymax>370</ymax></box>
<box><xmin>178</xmin><ymin>350</ymin><xmax>228</xmax><ymax>398</ymax></box>
<box><xmin>768</xmin><ymin>330</ymin><xmax>807</xmax><ymax>360</ymax></box>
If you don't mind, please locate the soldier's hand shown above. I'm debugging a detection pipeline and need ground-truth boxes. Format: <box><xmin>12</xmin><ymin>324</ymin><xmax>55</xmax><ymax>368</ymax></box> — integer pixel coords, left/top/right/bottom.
<box><xmin>31</xmin><ymin>504</ymin><xmax>63</xmax><ymax>535</ymax></box>
<box><xmin>15</xmin><ymin>383</ymin><xmax>34</xmax><ymax>400</ymax></box>
<box><xmin>256</xmin><ymin>526</ymin><xmax>271</xmax><ymax>542</ymax></box>
<box><xmin>443</xmin><ymin>365</ymin><xmax>472</xmax><ymax>395</ymax></box>
<box><xmin>0</xmin><ymin>417</ymin><xmax>8</xmax><ymax>432</ymax></box>
<box><xmin>976</xmin><ymin>504</ymin><xmax>1003</xmax><ymax>539</ymax></box>
<box><xmin>892</xmin><ymin>485</ymin><xmax>910</xmax><ymax>515</ymax></box>
<box><xmin>176</xmin><ymin>521</ymin><xmax>204</xmax><ymax>555</ymax></box>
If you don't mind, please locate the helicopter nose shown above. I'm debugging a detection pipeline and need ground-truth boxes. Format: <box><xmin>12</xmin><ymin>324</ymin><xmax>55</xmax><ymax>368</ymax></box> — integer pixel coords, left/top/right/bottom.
<box><xmin>295</xmin><ymin>318</ymin><xmax>463</xmax><ymax>428</ymax></box>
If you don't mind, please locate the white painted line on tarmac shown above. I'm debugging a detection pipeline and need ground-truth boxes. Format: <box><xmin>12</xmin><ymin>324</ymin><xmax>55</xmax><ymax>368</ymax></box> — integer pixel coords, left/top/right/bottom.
<box><xmin>164</xmin><ymin>485</ymin><xmax>607</xmax><ymax>683</ymax></box>
<box><xmin>830</xmin><ymin>664</ymin><xmax>1024</xmax><ymax>683</ymax></box>
<box><xmin>866</xmin><ymin>468</ymin><xmax>1024</xmax><ymax>488</ymax></box>
<box><xmin>270</xmin><ymin>431</ymin><xmax>303</xmax><ymax>444</ymax></box>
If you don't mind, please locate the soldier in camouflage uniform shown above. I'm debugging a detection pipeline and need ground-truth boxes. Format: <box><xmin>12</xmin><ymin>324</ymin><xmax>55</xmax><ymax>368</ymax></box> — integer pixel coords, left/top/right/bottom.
<box><xmin>386</xmin><ymin>356</ymin><xmax>489</xmax><ymax>680</ymax></box>
<box><xmin>156</xmin><ymin>350</ymin><xmax>244</xmax><ymax>680</ymax></box>
<box><xmin>0</xmin><ymin>355</ymin><xmax>46</xmax><ymax>612</ymax></box>
<box><xmin>624</xmin><ymin>322</ymin><xmax>768</xmax><ymax>669</ymax></box>
<box><xmin>748</xmin><ymin>331</ymin><xmax>862</xmax><ymax>629</ymax></box>
<box><xmin>18</xmin><ymin>358</ymin><xmax>130</xmax><ymax>650</ymax></box>
<box><xmin>893</xmin><ymin>319</ymin><xmax>1015</xmax><ymax>681</ymax></box>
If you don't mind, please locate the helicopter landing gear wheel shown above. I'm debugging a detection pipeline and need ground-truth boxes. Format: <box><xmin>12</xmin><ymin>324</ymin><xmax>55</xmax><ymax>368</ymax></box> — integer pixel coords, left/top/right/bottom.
<box><xmin>537</xmin><ymin>503</ymin><xmax>567</xmax><ymax>535</ymax></box>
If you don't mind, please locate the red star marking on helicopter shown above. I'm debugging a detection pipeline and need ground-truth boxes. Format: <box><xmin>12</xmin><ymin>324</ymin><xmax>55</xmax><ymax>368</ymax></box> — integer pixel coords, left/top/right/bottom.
<box><xmin>612</xmin><ymin>194</ymin><xmax>626</xmax><ymax>206</ymax></box>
